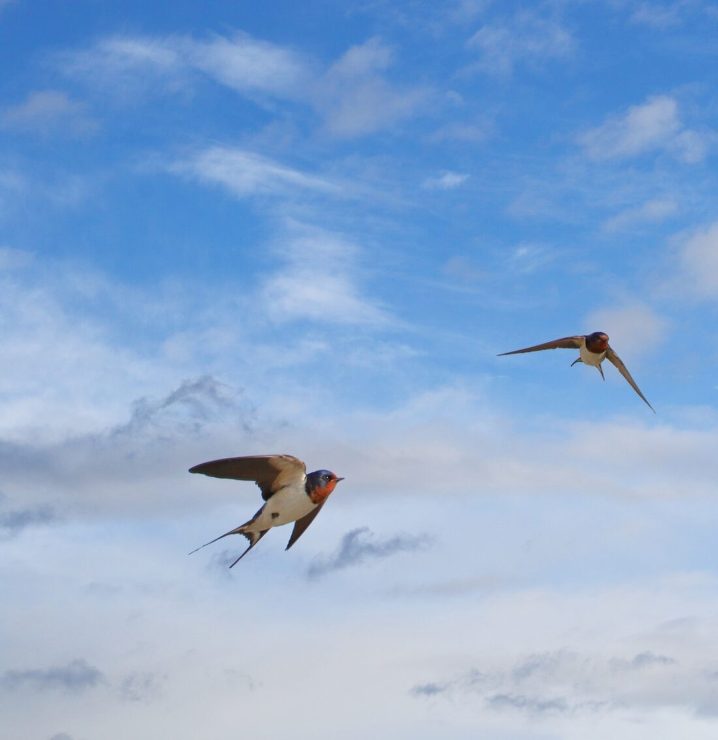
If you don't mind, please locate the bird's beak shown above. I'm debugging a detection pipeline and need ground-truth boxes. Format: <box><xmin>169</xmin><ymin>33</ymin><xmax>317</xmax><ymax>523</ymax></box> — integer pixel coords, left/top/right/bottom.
<box><xmin>335</xmin><ymin>477</ymin><xmax>345</xmax><ymax>482</ymax></box>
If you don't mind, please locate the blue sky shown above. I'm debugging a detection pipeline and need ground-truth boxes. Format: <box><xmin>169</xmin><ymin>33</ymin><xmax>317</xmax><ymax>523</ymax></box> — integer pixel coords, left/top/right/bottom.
<box><xmin>2</xmin><ymin>1</ymin><xmax>718</xmax><ymax>738</ymax></box>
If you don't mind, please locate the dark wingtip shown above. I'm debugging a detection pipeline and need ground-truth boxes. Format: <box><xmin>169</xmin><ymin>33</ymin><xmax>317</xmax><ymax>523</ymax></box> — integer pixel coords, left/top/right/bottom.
<box><xmin>188</xmin><ymin>464</ymin><xmax>202</xmax><ymax>474</ymax></box>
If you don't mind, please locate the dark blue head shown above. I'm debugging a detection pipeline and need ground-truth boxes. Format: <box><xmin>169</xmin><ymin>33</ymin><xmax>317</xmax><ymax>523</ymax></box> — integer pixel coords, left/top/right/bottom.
<box><xmin>305</xmin><ymin>469</ymin><xmax>344</xmax><ymax>501</ymax></box>
<box><xmin>586</xmin><ymin>331</ymin><xmax>609</xmax><ymax>352</ymax></box>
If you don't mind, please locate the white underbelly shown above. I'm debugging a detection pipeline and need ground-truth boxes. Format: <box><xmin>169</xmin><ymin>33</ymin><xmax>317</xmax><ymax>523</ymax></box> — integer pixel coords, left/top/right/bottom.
<box><xmin>579</xmin><ymin>345</ymin><xmax>605</xmax><ymax>366</ymax></box>
<box><xmin>253</xmin><ymin>485</ymin><xmax>316</xmax><ymax>530</ymax></box>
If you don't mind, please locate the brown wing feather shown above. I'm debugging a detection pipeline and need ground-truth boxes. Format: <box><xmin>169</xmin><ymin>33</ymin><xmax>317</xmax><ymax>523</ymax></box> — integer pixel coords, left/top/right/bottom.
<box><xmin>188</xmin><ymin>454</ymin><xmax>306</xmax><ymax>500</ymax></box>
<box><xmin>285</xmin><ymin>503</ymin><xmax>325</xmax><ymax>550</ymax></box>
<box><xmin>498</xmin><ymin>335</ymin><xmax>583</xmax><ymax>356</ymax></box>
<box><xmin>605</xmin><ymin>347</ymin><xmax>655</xmax><ymax>412</ymax></box>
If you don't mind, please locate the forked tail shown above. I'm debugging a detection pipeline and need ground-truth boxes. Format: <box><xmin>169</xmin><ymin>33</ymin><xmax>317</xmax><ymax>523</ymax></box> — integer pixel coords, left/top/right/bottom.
<box><xmin>188</xmin><ymin>519</ymin><xmax>268</xmax><ymax>567</ymax></box>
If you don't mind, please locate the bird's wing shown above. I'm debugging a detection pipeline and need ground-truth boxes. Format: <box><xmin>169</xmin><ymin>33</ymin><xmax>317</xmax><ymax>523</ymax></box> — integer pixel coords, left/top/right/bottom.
<box><xmin>497</xmin><ymin>336</ymin><xmax>583</xmax><ymax>355</ymax></box>
<box><xmin>285</xmin><ymin>503</ymin><xmax>325</xmax><ymax>551</ymax></box>
<box><xmin>188</xmin><ymin>454</ymin><xmax>307</xmax><ymax>500</ymax></box>
<box><xmin>605</xmin><ymin>347</ymin><xmax>655</xmax><ymax>413</ymax></box>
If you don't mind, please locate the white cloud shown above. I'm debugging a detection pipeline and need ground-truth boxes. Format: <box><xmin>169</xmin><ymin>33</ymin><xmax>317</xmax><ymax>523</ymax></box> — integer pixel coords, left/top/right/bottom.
<box><xmin>507</xmin><ymin>242</ymin><xmax>556</xmax><ymax>274</ymax></box>
<box><xmin>318</xmin><ymin>38</ymin><xmax>429</xmax><ymax>137</ymax></box>
<box><xmin>631</xmin><ymin>3</ymin><xmax>683</xmax><ymax>27</ymax></box>
<box><xmin>603</xmin><ymin>198</ymin><xmax>679</xmax><ymax>232</ymax></box>
<box><xmin>0</xmin><ymin>246</ymin><xmax>34</xmax><ymax>270</ymax></box>
<box><xmin>430</xmin><ymin>119</ymin><xmax>493</xmax><ymax>143</ymax></box>
<box><xmin>328</xmin><ymin>36</ymin><xmax>393</xmax><ymax>77</ymax></box>
<box><xmin>260</xmin><ymin>225</ymin><xmax>393</xmax><ymax>325</ymax></box>
<box><xmin>411</xmin><ymin>634</ymin><xmax>718</xmax><ymax>720</ymax></box>
<box><xmin>579</xmin><ymin>95</ymin><xmax>707</xmax><ymax>163</ymax></box>
<box><xmin>422</xmin><ymin>171</ymin><xmax>470</xmax><ymax>190</ymax></box>
<box><xmin>60</xmin><ymin>32</ymin><xmax>428</xmax><ymax>138</ymax></box>
<box><xmin>1</xmin><ymin>90</ymin><xmax>97</xmax><ymax>136</ymax></box>
<box><xmin>59</xmin><ymin>36</ymin><xmax>186</xmax><ymax>99</ymax></box>
<box><xmin>629</xmin><ymin>1</ymin><xmax>700</xmax><ymax>28</ymax></box>
<box><xmin>172</xmin><ymin>146</ymin><xmax>341</xmax><ymax>199</ymax></box>
<box><xmin>468</xmin><ymin>12</ymin><xmax>574</xmax><ymax>76</ymax></box>
<box><xmin>187</xmin><ymin>32</ymin><xmax>314</xmax><ymax>99</ymax></box>
<box><xmin>585</xmin><ymin>303</ymin><xmax>668</xmax><ymax>358</ymax></box>
<box><xmin>676</xmin><ymin>220</ymin><xmax>718</xmax><ymax>298</ymax></box>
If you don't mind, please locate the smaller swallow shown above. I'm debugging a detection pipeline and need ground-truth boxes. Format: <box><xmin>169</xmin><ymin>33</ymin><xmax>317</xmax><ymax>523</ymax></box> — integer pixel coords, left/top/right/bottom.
<box><xmin>498</xmin><ymin>331</ymin><xmax>654</xmax><ymax>412</ymax></box>
<box><xmin>188</xmin><ymin>454</ymin><xmax>344</xmax><ymax>567</ymax></box>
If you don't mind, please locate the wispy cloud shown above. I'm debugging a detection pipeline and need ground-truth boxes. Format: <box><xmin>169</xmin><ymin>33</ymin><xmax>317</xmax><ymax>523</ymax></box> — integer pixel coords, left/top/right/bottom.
<box><xmin>1</xmin><ymin>659</ymin><xmax>105</xmax><ymax>693</ymax></box>
<box><xmin>603</xmin><ymin>197</ymin><xmax>679</xmax><ymax>232</ymax></box>
<box><xmin>585</xmin><ymin>303</ymin><xmax>668</xmax><ymax>355</ymax></box>
<box><xmin>172</xmin><ymin>146</ymin><xmax>342</xmax><ymax>200</ymax></box>
<box><xmin>0</xmin><ymin>503</ymin><xmax>57</xmax><ymax>537</ymax></box>
<box><xmin>0</xmin><ymin>246</ymin><xmax>34</xmax><ymax>270</ymax></box>
<box><xmin>60</xmin><ymin>32</ymin><xmax>428</xmax><ymax>137</ymax></box>
<box><xmin>1</xmin><ymin>90</ymin><xmax>97</xmax><ymax>136</ymax></box>
<box><xmin>307</xmin><ymin>526</ymin><xmax>430</xmax><ymax>579</ymax></box>
<box><xmin>579</xmin><ymin>95</ymin><xmax>708</xmax><ymax>163</ymax></box>
<box><xmin>629</xmin><ymin>0</ymin><xmax>701</xmax><ymax>28</ymax></box>
<box><xmin>410</xmin><ymin>646</ymin><xmax>702</xmax><ymax>716</ymax></box>
<box><xmin>59</xmin><ymin>35</ymin><xmax>187</xmax><ymax>99</ymax></box>
<box><xmin>119</xmin><ymin>671</ymin><xmax>165</xmax><ymax>703</ymax></box>
<box><xmin>318</xmin><ymin>37</ymin><xmax>429</xmax><ymax>137</ymax></box>
<box><xmin>467</xmin><ymin>11</ymin><xmax>574</xmax><ymax>76</ymax></box>
<box><xmin>507</xmin><ymin>242</ymin><xmax>556</xmax><ymax>274</ymax></box>
<box><xmin>259</xmin><ymin>225</ymin><xmax>394</xmax><ymax>325</ymax></box>
<box><xmin>422</xmin><ymin>171</ymin><xmax>470</xmax><ymax>190</ymax></box>
<box><xmin>110</xmin><ymin>375</ymin><xmax>252</xmax><ymax>439</ymax></box>
<box><xmin>675</xmin><ymin>220</ymin><xmax>718</xmax><ymax>299</ymax></box>
<box><xmin>187</xmin><ymin>31</ymin><xmax>314</xmax><ymax>99</ymax></box>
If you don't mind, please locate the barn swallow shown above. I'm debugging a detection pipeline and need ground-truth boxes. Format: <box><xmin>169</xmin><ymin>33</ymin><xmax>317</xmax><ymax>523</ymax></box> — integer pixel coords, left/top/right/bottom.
<box><xmin>188</xmin><ymin>454</ymin><xmax>344</xmax><ymax>567</ymax></box>
<box><xmin>498</xmin><ymin>331</ymin><xmax>654</xmax><ymax>412</ymax></box>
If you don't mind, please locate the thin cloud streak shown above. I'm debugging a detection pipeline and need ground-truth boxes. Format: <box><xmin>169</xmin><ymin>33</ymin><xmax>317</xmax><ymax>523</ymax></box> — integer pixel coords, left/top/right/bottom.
<box><xmin>171</xmin><ymin>146</ymin><xmax>342</xmax><ymax>200</ymax></box>
<box><xmin>307</xmin><ymin>527</ymin><xmax>431</xmax><ymax>579</ymax></box>
<box><xmin>1</xmin><ymin>660</ymin><xmax>105</xmax><ymax>693</ymax></box>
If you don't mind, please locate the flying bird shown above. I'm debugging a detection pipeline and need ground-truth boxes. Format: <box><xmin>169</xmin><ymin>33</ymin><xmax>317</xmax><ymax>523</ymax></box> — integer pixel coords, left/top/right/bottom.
<box><xmin>498</xmin><ymin>331</ymin><xmax>654</xmax><ymax>412</ymax></box>
<box><xmin>189</xmin><ymin>454</ymin><xmax>344</xmax><ymax>567</ymax></box>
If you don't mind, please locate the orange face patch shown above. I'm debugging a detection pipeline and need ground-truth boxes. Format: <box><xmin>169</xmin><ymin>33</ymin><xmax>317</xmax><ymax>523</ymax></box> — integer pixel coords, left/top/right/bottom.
<box><xmin>309</xmin><ymin>479</ymin><xmax>338</xmax><ymax>504</ymax></box>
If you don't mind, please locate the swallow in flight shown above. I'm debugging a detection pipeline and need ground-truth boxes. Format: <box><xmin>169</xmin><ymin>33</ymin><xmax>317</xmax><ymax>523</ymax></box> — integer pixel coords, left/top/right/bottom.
<box><xmin>189</xmin><ymin>454</ymin><xmax>344</xmax><ymax>567</ymax></box>
<box><xmin>498</xmin><ymin>331</ymin><xmax>654</xmax><ymax>412</ymax></box>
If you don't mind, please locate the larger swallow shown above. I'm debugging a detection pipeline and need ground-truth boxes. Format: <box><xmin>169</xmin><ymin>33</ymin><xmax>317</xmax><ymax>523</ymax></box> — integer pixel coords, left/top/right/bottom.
<box><xmin>498</xmin><ymin>331</ymin><xmax>654</xmax><ymax>412</ymax></box>
<box><xmin>189</xmin><ymin>454</ymin><xmax>344</xmax><ymax>567</ymax></box>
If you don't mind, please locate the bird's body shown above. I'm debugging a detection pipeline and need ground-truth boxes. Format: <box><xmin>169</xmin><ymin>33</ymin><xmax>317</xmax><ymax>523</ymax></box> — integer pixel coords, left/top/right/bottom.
<box><xmin>251</xmin><ymin>483</ymin><xmax>317</xmax><ymax>530</ymax></box>
<box><xmin>578</xmin><ymin>338</ymin><xmax>605</xmax><ymax>367</ymax></box>
<box><xmin>188</xmin><ymin>454</ymin><xmax>344</xmax><ymax>567</ymax></box>
<box><xmin>498</xmin><ymin>331</ymin><xmax>654</xmax><ymax>412</ymax></box>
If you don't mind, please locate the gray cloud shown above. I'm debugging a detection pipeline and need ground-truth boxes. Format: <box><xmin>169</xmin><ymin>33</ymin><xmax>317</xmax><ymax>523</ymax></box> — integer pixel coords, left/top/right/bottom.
<box><xmin>0</xmin><ymin>375</ymin><xmax>257</xmax><ymax>520</ymax></box>
<box><xmin>1</xmin><ymin>659</ymin><xmax>105</xmax><ymax>693</ymax></box>
<box><xmin>611</xmin><ymin>651</ymin><xmax>676</xmax><ymax>671</ymax></box>
<box><xmin>512</xmin><ymin>651</ymin><xmax>570</xmax><ymax>682</ymax></box>
<box><xmin>0</xmin><ymin>502</ymin><xmax>57</xmax><ymax>537</ymax></box>
<box><xmin>307</xmin><ymin>527</ymin><xmax>430</xmax><ymax>579</ymax></box>
<box><xmin>410</xmin><ymin>682</ymin><xmax>448</xmax><ymax>697</ymax></box>
<box><xmin>110</xmin><ymin>374</ymin><xmax>253</xmax><ymax>439</ymax></box>
<box><xmin>486</xmin><ymin>692</ymin><xmax>569</xmax><ymax>714</ymax></box>
<box><xmin>1</xmin><ymin>90</ymin><xmax>97</xmax><ymax>137</ymax></box>
<box><xmin>410</xmin><ymin>648</ymin><xmax>696</xmax><ymax>716</ymax></box>
<box><xmin>49</xmin><ymin>734</ymin><xmax>75</xmax><ymax>740</ymax></box>
<box><xmin>119</xmin><ymin>671</ymin><xmax>165</xmax><ymax>703</ymax></box>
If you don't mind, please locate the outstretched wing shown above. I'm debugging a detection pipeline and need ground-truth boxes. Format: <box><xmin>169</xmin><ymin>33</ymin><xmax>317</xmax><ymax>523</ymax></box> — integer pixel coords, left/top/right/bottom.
<box><xmin>189</xmin><ymin>454</ymin><xmax>307</xmax><ymax>500</ymax></box>
<box><xmin>285</xmin><ymin>503</ymin><xmax>325</xmax><ymax>550</ymax></box>
<box><xmin>605</xmin><ymin>347</ymin><xmax>655</xmax><ymax>413</ymax></box>
<box><xmin>498</xmin><ymin>336</ymin><xmax>583</xmax><ymax>356</ymax></box>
